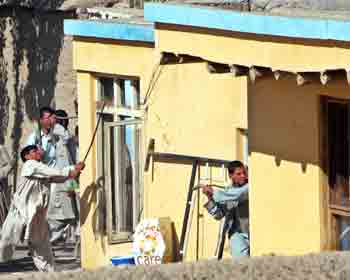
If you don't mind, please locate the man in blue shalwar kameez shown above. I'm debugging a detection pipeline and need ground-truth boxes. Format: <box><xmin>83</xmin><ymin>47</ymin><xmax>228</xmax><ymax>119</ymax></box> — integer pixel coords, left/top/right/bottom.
<box><xmin>202</xmin><ymin>161</ymin><xmax>249</xmax><ymax>258</ymax></box>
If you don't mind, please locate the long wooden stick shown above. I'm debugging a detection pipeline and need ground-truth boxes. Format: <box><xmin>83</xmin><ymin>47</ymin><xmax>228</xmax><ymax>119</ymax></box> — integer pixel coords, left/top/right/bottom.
<box><xmin>192</xmin><ymin>184</ymin><xmax>226</xmax><ymax>191</ymax></box>
<box><xmin>82</xmin><ymin>102</ymin><xmax>106</xmax><ymax>163</ymax></box>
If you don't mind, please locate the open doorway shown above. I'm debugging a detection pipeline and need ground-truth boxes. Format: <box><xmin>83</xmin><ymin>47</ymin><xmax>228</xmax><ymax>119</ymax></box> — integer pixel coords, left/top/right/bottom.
<box><xmin>322</xmin><ymin>97</ymin><xmax>350</xmax><ymax>250</ymax></box>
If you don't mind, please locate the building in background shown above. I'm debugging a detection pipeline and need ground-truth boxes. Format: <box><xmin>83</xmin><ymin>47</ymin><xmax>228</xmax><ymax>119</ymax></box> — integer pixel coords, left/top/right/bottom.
<box><xmin>66</xmin><ymin>2</ymin><xmax>350</xmax><ymax>269</ymax></box>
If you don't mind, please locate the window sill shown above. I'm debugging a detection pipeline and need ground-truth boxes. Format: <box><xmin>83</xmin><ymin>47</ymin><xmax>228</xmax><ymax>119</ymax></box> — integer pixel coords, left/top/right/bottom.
<box><xmin>108</xmin><ymin>232</ymin><xmax>134</xmax><ymax>245</ymax></box>
<box><xmin>108</xmin><ymin>239</ymin><xmax>133</xmax><ymax>245</ymax></box>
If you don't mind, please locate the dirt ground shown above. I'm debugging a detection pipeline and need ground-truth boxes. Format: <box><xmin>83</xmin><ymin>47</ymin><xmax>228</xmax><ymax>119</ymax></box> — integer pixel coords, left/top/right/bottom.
<box><xmin>0</xmin><ymin>242</ymin><xmax>81</xmax><ymax>279</ymax></box>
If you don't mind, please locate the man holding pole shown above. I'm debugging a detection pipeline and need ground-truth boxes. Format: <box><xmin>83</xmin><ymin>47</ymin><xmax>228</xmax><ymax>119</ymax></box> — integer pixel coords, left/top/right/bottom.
<box><xmin>26</xmin><ymin>107</ymin><xmax>77</xmax><ymax>243</ymax></box>
<box><xmin>0</xmin><ymin>145</ymin><xmax>85</xmax><ymax>271</ymax></box>
<box><xmin>202</xmin><ymin>161</ymin><xmax>249</xmax><ymax>258</ymax></box>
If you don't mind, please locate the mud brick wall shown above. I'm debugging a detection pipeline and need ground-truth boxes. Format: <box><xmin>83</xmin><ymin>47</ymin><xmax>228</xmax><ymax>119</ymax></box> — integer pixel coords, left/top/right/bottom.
<box><xmin>0</xmin><ymin>7</ymin><xmax>77</xmax><ymax>186</ymax></box>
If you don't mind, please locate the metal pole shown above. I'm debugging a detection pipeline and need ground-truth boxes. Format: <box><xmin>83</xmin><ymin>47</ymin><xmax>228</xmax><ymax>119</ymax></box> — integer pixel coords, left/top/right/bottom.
<box><xmin>179</xmin><ymin>160</ymin><xmax>198</xmax><ymax>261</ymax></box>
<box><xmin>196</xmin><ymin>166</ymin><xmax>200</xmax><ymax>261</ymax></box>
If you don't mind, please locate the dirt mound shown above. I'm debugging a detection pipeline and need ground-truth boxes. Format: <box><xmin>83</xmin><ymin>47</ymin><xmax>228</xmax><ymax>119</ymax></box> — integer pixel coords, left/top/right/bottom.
<box><xmin>4</xmin><ymin>252</ymin><xmax>350</xmax><ymax>279</ymax></box>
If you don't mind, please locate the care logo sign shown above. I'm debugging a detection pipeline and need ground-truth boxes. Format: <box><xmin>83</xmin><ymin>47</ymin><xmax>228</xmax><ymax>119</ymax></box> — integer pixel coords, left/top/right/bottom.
<box><xmin>132</xmin><ymin>219</ymin><xmax>166</xmax><ymax>265</ymax></box>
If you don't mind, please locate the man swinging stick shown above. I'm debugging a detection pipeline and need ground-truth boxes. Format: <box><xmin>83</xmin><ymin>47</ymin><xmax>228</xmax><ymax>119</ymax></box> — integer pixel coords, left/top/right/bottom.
<box><xmin>0</xmin><ymin>145</ymin><xmax>85</xmax><ymax>272</ymax></box>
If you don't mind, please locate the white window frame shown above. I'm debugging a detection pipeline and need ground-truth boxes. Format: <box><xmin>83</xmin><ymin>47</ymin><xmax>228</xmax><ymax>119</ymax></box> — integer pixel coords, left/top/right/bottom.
<box><xmin>96</xmin><ymin>76</ymin><xmax>143</xmax><ymax>244</ymax></box>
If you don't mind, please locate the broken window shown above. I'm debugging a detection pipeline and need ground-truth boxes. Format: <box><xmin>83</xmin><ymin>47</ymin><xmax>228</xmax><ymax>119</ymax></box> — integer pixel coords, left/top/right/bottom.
<box><xmin>336</xmin><ymin>215</ymin><xmax>350</xmax><ymax>251</ymax></box>
<box><xmin>96</xmin><ymin>77</ymin><xmax>142</xmax><ymax>243</ymax></box>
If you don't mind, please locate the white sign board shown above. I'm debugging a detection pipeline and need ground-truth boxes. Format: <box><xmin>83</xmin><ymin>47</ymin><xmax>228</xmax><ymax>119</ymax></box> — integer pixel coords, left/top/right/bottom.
<box><xmin>132</xmin><ymin>219</ymin><xmax>166</xmax><ymax>265</ymax></box>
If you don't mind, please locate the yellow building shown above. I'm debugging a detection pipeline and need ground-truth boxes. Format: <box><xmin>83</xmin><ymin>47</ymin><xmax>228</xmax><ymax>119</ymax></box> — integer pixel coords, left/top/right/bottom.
<box><xmin>65</xmin><ymin>4</ymin><xmax>350</xmax><ymax>269</ymax></box>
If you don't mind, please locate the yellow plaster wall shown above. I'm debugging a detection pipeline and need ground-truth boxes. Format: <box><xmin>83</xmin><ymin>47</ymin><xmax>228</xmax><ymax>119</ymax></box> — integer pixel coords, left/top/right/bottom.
<box><xmin>74</xmin><ymin>39</ymin><xmax>248</xmax><ymax>268</ymax></box>
<box><xmin>154</xmin><ymin>27</ymin><xmax>350</xmax><ymax>256</ymax></box>
<box><xmin>73</xmin><ymin>41</ymin><xmax>154</xmax><ymax>77</ymax></box>
<box><xmin>156</xmin><ymin>28</ymin><xmax>350</xmax><ymax>72</ymax></box>
<box><xmin>76</xmin><ymin>71</ymin><xmax>109</xmax><ymax>268</ymax></box>
<box><xmin>73</xmin><ymin>27</ymin><xmax>350</xmax><ymax>267</ymax></box>
<box><xmin>249</xmin><ymin>76</ymin><xmax>350</xmax><ymax>256</ymax></box>
<box><xmin>74</xmin><ymin>41</ymin><xmax>156</xmax><ymax>269</ymax></box>
<box><xmin>77</xmin><ymin>71</ymin><xmax>132</xmax><ymax>269</ymax></box>
<box><xmin>144</xmin><ymin>62</ymin><xmax>247</xmax><ymax>260</ymax></box>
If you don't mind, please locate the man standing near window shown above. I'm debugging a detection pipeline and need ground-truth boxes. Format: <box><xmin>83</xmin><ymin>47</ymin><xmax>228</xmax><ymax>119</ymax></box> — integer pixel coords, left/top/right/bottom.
<box><xmin>202</xmin><ymin>161</ymin><xmax>249</xmax><ymax>258</ymax></box>
<box><xmin>26</xmin><ymin>107</ymin><xmax>57</xmax><ymax>167</ymax></box>
<box><xmin>47</xmin><ymin>109</ymin><xmax>79</xmax><ymax>244</ymax></box>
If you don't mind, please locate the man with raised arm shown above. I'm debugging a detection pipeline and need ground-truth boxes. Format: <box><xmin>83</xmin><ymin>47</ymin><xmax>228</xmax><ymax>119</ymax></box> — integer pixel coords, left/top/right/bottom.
<box><xmin>202</xmin><ymin>161</ymin><xmax>249</xmax><ymax>258</ymax></box>
<box><xmin>0</xmin><ymin>145</ymin><xmax>85</xmax><ymax>272</ymax></box>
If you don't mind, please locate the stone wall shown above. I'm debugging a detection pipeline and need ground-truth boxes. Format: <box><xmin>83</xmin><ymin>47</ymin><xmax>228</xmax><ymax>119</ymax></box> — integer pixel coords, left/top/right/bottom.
<box><xmin>0</xmin><ymin>7</ymin><xmax>77</xmax><ymax>187</ymax></box>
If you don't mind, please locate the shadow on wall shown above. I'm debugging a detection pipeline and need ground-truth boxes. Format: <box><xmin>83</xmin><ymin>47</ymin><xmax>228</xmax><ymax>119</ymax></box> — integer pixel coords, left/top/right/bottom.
<box><xmin>248</xmin><ymin>75</ymin><xmax>319</xmax><ymax>173</ymax></box>
<box><xmin>0</xmin><ymin>17</ymin><xmax>9</xmax><ymax>146</ymax></box>
<box><xmin>0</xmin><ymin>8</ymin><xmax>69</xmax><ymax>146</ymax></box>
<box><xmin>248</xmin><ymin>74</ymin><xmax>350</xmax><ymax>173</ymax></box>
<box><xmin>12</xmin><ymin>8</ymin><xmax>66</xmax><ymax>149</ymax></box>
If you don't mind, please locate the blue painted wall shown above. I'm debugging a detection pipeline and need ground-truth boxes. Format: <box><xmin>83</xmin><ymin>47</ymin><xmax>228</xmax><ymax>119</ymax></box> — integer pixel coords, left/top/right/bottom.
<box><xmin>64</xmin><ymin>20</ymin><xmax>155</xmax><ymax>43</ymax></box>
<box><xmin>144</xmin><ymin>3</ymin><xmax>350</xmax><ymax>41</ymax></box>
